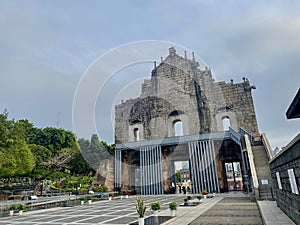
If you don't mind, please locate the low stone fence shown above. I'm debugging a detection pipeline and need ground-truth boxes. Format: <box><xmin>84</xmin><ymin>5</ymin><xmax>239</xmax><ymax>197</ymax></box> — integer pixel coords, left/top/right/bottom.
<box><xmin>0</xmin><ymin>191</ymin><xmax>117</xmax><ymax>216</ymax></box>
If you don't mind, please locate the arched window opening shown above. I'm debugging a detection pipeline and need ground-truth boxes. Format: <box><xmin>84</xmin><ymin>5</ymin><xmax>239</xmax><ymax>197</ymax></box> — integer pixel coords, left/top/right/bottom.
<box><xmin>134</xmin><ymin>128</ymin><xmax>140</xmax><ymax>141</ymax></box>
<box><xmin>174</xmin><ymin>120</ymin><xmax>183</xmax><ymax>136</ymax></box>
<box><xmin>222</xmin><ymin>117</ymin><xmax>230</xmax><ymax>131</ymax></box>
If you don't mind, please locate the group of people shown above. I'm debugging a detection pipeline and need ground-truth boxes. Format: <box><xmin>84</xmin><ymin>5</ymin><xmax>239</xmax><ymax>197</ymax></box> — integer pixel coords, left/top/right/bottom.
<box><xmin>178</xmin><ymin>185</ymin><xmax>191</xmax><ymax>194</ymax></box>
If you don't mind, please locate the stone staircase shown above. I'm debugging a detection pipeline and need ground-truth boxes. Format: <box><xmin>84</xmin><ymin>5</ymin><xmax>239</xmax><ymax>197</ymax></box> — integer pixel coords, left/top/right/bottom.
<box><xmin>251</xmin><ymin>135</ymin><xmax>274</xmax><ymax>200</ymax></box>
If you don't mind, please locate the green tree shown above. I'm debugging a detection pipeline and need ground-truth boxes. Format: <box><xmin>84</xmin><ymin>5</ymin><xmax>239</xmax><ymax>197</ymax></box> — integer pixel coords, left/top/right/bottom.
<box><xmin>80</xmin><ymin>134</ymin><xmax>114</xmax><ymax>171</ymax></box>
<box><xmin>175</xmin><ymin>170</ymin><xmax>181</xmax><ymax>184</ymax></box>
<box><xmin>21</xmin><ymin>125</ymin><xmax>80</xmax><ymax>179</ymax></box>
<box><xmin>0</xmin><ymin>114</ymin><xmax>35</xmax><ymax>178</ymax></box>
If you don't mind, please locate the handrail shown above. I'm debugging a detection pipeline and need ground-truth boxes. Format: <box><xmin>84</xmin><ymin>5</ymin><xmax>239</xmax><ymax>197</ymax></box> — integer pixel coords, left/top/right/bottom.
<box><xmin>261</xmin><ymin>133</ymin><xmax>274</xmax><ymax>160</ymax></box>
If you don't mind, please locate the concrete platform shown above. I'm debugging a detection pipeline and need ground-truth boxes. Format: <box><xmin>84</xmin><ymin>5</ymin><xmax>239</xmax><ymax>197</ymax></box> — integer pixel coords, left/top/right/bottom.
<box><xmin>257</xmin><ymin>201</ymin><xmax>296</xmax><ymax>225</ymax></box>
<box><xmin>162</xmin><ymin>192</ymin><xmax>297</xmax><ymax>225</ymax></box>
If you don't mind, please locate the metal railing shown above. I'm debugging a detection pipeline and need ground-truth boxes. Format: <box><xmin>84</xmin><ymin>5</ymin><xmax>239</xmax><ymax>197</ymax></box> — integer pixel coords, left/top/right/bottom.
<box><xmin>0</xmin><ymin>191</ymin><xmax>117</xmax><ymax>215</ymax></box>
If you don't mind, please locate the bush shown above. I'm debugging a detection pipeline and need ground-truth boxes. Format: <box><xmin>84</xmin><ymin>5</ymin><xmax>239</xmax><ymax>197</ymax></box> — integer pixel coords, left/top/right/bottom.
<box><xmin>184</xmin><ymin>198</ymin><xmax>188</xmax><ymax>202</ymax></box>
<box><xmin>93</xmin><ymin>186</ymin><xmax>108</xmax><ymax>193</ymax></box>
<box><xmin>197</xmin><ymin>195</ymin><xmax>202</xmax><ymax>200</ymax></box>
<box><xmin>151</xmin><ymin>202</ymin><xmax>161</xmax><ymax>211</ymax></box>
<box><xmin>169</xmin><ymin>201</ymin><xmax>177</xmax><ymax>210</ymax></box>
<box><xmin>72</xmin><ymin>190</ymin><xmax>79</xmax><ymax>195</ymax></box>
<box><xmin>187</xmin><ymin>196</ymin><xmax>192</xmax><ymax>200</ymax></box>
<box><xmin>18</xmin><ymin>204</ymin><xmax>26</xmax><ymax>211</ymax></box>
<box><xmin>8</xmin><ymin>204</ymin><xmax>18</xmax><ymax>211</ymax></box>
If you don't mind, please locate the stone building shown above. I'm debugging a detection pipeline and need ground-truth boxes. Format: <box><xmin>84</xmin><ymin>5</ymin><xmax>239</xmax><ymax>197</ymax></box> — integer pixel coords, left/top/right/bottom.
<box><xmin>114</xmin><ymin>47</ymin><xmax>272</xmax><ymax>196</ymax></box>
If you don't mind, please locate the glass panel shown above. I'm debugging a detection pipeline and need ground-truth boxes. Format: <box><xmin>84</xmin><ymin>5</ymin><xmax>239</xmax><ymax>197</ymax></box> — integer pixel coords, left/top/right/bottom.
<box><xmin>233</xmin><ymin>162</ymin><xmax>243</xmax><ymax>190</ymax></box>
<box><xmin>225</xmin><ymin>162</ymin><xmax>234</xmax><ymax>190</ymax></box>
<box><xmin>225</xmin><ymin>162</ymin><xmax>243</xmax><ymax>191</ymax></box>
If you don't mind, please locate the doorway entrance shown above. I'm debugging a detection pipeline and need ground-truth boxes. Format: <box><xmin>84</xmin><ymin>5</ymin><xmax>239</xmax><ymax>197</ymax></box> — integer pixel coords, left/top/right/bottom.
<box><xmin>225</xmin><ymin>162</ymin><xmax>243</xmax><ymax>191</ymax></box>
<box><xmin>174</xmin><ymin>160</ymin><xmax>191</xmax><ymax>194</ymax></box>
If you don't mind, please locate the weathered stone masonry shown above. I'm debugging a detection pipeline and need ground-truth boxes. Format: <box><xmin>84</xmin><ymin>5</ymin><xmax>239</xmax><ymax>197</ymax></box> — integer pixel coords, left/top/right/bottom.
<box><xmin>114</xmin><ymin>47</ymin><xmax>267</xmax><ymax>195</ymax></box>
<box><xmin>115</xmin><ymin>47</ymin><xmax>258</xmax><ymax>144</ymax></box>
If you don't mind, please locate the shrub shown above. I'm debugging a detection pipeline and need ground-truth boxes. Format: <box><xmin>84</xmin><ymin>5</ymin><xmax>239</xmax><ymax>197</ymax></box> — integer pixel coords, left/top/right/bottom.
<box><xmin>93</xmin><ymin>185</ymin><xmax>108</xmax><ymax>193</ymax></box>
<box><xmin>18</xmin><ymin>204</ymin><xmax>26</xmax><ymax>211</ymax></box>
<box><xmin>169</xmin><ymin>201</ymin><xmax>178</xmax><ymax>210</ymax></box>
<box><xmin>150</xmin><ymin>202</ymin><xmax>161</xmax><ymax>211</ymax></box>
<box><xmin>197</xmin><ymin>195</ymin><xmax>202</xmax><ymax>200</ymax></box>
<box><xmin>85</xmin><ymin>195</ymin><xmax>92</xmax><ymax>200</ymax></box>
<box><xmin>72</xmin><ymin>190</ymin><xmax>79</xmax><ymax>195</ymax></box>
<box><xmin>187</xmin><ymin>196</ymin><xmax>192</xmax><ymax>200</ymax></box>
<box><xmin>8</xmin><ymin>204</ymin><xmax>18</xmax><ymax>211</ymax></box>
<box><xmin>184</xmin><ymin>198</ymin><xmax>188</xmax><ymax>202</ymax></box>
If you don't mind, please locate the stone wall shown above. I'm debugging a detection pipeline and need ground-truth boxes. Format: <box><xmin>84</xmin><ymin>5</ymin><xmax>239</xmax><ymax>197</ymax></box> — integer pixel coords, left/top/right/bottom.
<box><xmin>269</xmin><ymin>134</ymin><xmax>300</xmax><ymax>224</ymax></box>
<box><xmin>115</xmin><ymin>47</ymin><xmax>259</xmax><ymax>144</ymax></box>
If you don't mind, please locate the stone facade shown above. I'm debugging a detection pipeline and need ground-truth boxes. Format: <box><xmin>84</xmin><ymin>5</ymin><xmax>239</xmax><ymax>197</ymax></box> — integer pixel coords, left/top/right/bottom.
<box><xmin>115</xmin><ymin>47</ymin><xmax>258</xmax><ymax>144</ymax></box>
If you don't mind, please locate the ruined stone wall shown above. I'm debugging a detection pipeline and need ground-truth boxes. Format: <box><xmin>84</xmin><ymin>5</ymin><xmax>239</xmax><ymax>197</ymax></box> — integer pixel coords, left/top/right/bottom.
<box><xmin>115</xmin><ymin>47</ymin><xmax>258</xmax><ymax>144</ymax></box>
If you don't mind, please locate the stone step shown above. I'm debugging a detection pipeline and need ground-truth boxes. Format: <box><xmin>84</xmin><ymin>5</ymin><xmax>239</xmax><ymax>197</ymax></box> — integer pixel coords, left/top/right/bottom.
<box><xmin>251</xmin><ymin>143</ymin><xmax>273</xmax><ymax>200</ymax></box>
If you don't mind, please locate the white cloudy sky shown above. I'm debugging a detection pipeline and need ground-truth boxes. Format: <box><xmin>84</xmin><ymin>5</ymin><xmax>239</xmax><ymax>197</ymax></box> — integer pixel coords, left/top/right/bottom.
<box><xmin>0</xmin><ymin>0</ymin><xmax>299</xmax><ymax>149</ymax></box>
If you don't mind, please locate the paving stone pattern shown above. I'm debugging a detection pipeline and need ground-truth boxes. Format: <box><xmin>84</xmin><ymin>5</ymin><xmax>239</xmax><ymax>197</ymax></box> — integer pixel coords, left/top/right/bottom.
<box><xmin>189</xmin><ymin>197</ymin><xmax>263</xmax><ymax>225</ymax></box>
<box><xmin>0</xmin><ymin>195</ymin><xmax>183</xmax><ymax>225</ymax></box>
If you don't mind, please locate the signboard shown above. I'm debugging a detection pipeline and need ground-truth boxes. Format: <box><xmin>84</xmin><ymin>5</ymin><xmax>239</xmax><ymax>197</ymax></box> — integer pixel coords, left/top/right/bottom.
<box><xmin>261</xmin><ymin>179</ymin><xmax>268</xmax><ymax>185</ymax></box>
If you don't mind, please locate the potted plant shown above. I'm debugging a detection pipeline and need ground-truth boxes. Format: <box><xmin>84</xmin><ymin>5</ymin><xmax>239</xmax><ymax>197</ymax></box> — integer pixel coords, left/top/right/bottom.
<box><xmin>169</xmin><ymin>201</ymin><xmax>177</xmax><ymax>217</ymax></box>
<box><xmin>17</xmin><ymin>204</ymin><xmax>25</xmax><ymax>216</ymax></box>
<box><xmin>86</xmin><ymin>195</ymin><xmax>92</xmax><ymax>204</ymax></box>
<box><xmin>136</xmin><ymin>197</ymin><xmax>146</xmax><ymax>225</ymax></box>
<box><xmin>196</xmin><ymin>195</ymin><xmax>202</xmax><ymax>202</ymax></box>
<box><xmin>201</xmin><ymin>190</ymin><xmax>208</xmax><ymax>199</ymax></box>
<box><xmin>79</xmin><ymin>197</ymin><xmax>85</xmax><ymax>205</ymax></box>
<box><xmin>150</xmin><ymin>201</ymin><xmax>161</xmax><ymax>216</ymax></box>
<box><xmin>63</xmin><ymin>200</ymin><xmax>68</xmax><ymax>207</ymax></box>
<box><xmin>8</xmin><ymin>204</ymin><xmax>17</xmax><ymax>216</ymax></box>
<box><xmin>183</xmin><ymin>197</ymin><xmax>188</xmax><ymax>206</ymax></box>
<box><xmin>187</xmin><ymin>196</ymin><xmax>192</xmax><ymax>201</ymax></box>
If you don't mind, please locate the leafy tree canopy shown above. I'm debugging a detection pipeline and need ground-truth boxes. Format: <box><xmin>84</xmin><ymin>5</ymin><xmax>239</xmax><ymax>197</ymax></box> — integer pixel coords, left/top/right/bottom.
<box><xmin>0</xmin><ymin>114</ymin><xmax>35</xmax><ymax>178</ymax></box>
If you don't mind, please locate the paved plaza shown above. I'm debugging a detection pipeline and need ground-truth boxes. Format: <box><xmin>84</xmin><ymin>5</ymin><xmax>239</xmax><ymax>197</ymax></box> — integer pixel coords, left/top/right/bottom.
<box><xmin>0</xmin><ymin>195</ymin><xmax>183</xmax><ymax>225</ymax></box>
<box><xmin>0</xmin><ymin>193</ymin><xmax>296</xmax><ymax>225</ymax></box>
